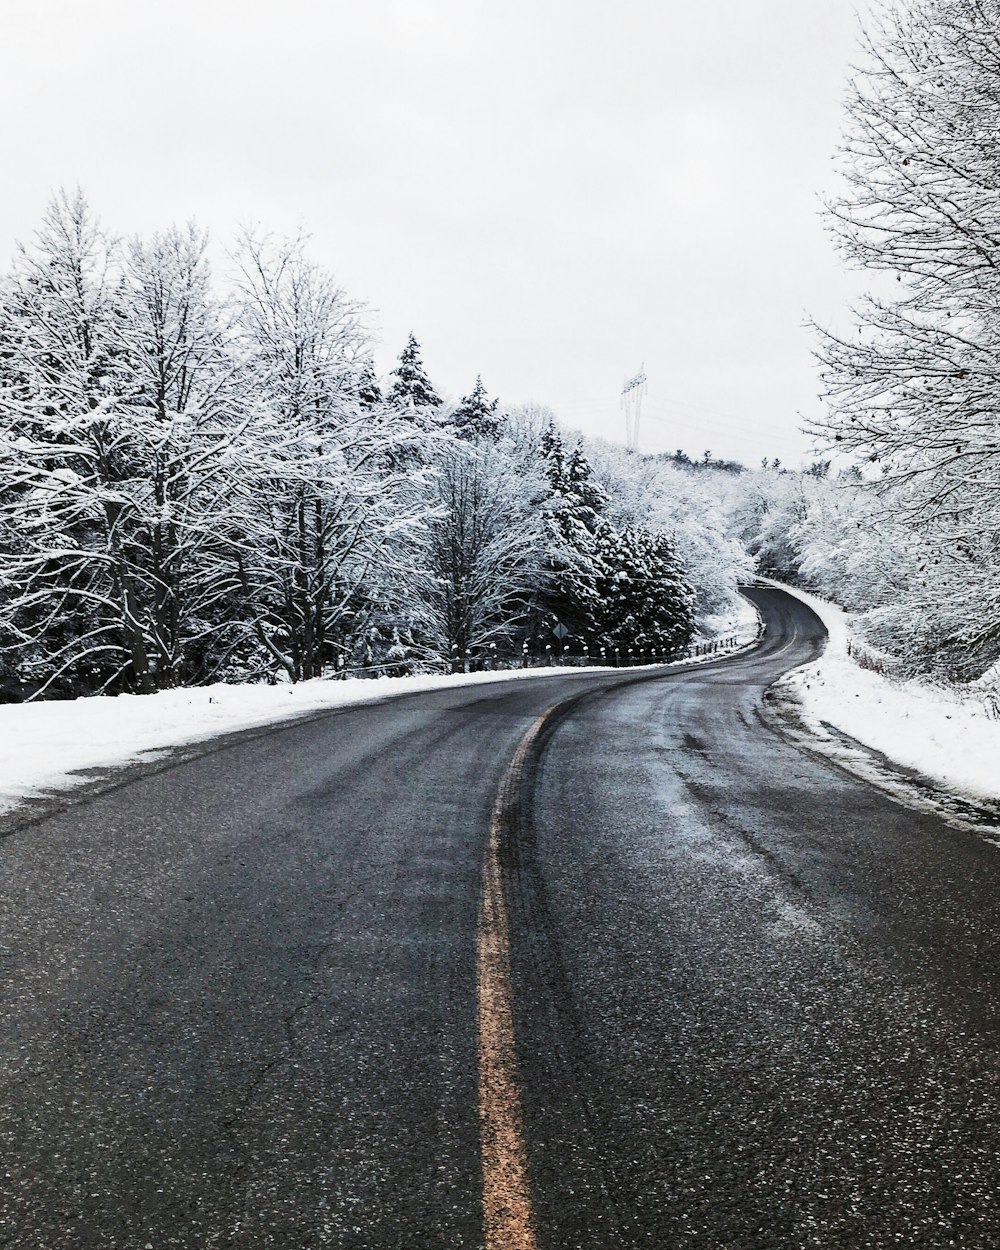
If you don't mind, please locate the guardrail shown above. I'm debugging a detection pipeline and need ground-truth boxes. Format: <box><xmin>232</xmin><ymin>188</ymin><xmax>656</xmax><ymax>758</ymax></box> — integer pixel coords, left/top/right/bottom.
<box><xmin>326</xmin><ymin>635</ymin><xmax>742</xmax><ymax>679</ymax></box>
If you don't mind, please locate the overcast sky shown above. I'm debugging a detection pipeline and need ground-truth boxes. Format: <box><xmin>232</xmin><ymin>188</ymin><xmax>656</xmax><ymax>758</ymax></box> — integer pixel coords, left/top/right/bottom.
<box><xmin>0</xmin><ymin>1</ymin><xmax>871</xmax><ymax>467</ymax></box>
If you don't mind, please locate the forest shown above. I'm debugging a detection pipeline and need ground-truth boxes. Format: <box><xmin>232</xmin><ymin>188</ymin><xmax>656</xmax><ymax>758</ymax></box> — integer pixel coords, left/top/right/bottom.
<box><xmin>0</xmin><ymin>194</ymin><xmax>727</xmax><ymax>700</ymax></box>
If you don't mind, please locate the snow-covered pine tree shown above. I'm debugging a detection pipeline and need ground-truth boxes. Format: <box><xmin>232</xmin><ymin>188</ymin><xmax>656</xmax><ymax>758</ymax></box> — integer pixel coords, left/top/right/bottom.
<box><xmin>538</xmin><ymin>419</ymin><xmax>565</xmax><ymax>480</ymax></box>
<box><xmin>450</xmin><ymin>375</ymin><xmax>504</xmax><ymax>441</ymax></box>
<box><xmin>592</xmin><ymin>523</ymin><xmax>695</xmax><ymax>658</ymax></box>
<box><xmin>388</xmin><ymin>332</ymin><xmax>441</xmax><ymax>413</ymax></box>
<box><xmin>567</xmin><ymin>442</ymin><xmax>609</xmax><ymax>525</ymax></box>
<box><xmin>357</xmin><ymin>358</ymin><xmax>382</xmax><ymax>408</ymax></box>
<box><xmin>528</xmin><ymin>423</ymin><xmax>607</xmax><ymax>649</ymax></box>
<box><xmin>575</xmin><ymin>437</ymin><xmax>755</xmax><ymax>624</ymax></box>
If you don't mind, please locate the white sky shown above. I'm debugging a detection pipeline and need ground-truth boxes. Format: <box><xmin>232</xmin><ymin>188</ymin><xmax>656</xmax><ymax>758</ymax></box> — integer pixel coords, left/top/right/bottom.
<box><xmin>0</xmin><ymin>1</ymin><xmax>870</xmax><ymax>468</ymax></box>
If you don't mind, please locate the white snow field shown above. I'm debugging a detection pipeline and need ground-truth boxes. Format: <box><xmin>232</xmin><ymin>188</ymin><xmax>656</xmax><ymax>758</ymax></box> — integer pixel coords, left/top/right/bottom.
<box><xmin>0</xmin><ymin>606</ymin><xmax>761</xmax><ymax>815</ymax></box>
<box><xmin>770</xmin><ymin>580</ymin><xmax>1000</xmax><ymax>823</ymax></box>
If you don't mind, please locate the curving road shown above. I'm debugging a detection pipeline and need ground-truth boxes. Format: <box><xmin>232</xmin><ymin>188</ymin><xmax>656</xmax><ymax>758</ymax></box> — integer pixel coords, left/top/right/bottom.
<box><xmin>2</xmin><ymin>587</ymin><xmax>1000</xmax><ymax>1248</ymax></box>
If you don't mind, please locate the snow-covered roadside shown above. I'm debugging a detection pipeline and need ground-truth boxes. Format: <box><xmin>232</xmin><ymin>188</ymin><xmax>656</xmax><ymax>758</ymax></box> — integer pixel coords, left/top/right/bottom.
<box><xmin>766</xmin><ymin>580</ymin><xmax>1000</xmax><ymax>825</ymax></box>
<box><xmin>0</xmin><ymin>666</ymin><xmax>599</xmax><ymax>813</ymax></box>
<box><xmin>700</xmin><ymin>593</ymin><xmax>762</xmax><ymax>650</ymax></box>
<box><xmin>0</xmin><ymin>627</ymin><xmax>740</xmax><ymax>815</ymax></box>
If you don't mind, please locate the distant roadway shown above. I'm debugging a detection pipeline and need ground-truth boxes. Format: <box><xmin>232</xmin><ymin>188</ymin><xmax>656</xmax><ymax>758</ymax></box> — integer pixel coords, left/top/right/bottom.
<box><xmin>2</xmin><ymin>587</ymin><xmax>1000</xmax><ymax>1248</ymax></box>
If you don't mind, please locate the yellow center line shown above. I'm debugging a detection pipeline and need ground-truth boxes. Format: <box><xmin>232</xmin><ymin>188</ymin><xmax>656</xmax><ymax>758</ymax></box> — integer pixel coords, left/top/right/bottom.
<box><xmin>477</xmin><ymin>712</ymin><xmax>551</xmax><ymax>1250</ymax></box>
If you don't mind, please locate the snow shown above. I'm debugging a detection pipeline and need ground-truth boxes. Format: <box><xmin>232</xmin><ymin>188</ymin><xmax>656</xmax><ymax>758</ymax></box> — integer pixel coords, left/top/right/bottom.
<box><xmin>3</xmin><ymin>650</ymin><xmax>752</xmax><ymax>815</ymax></box>
<box><xmin>12</xmin><ymin>575</ymin><xmax>988</xmax><ymax>840</ymax></box>
<box><xmin>767</xmin><ymin>580</ymin><xmax>1000</xmax><ymax>829</ymax></box>
<box><xmin>699</xmin><ymin>593</ymin><xmax>762</xmax><ymax>648</ymax></box>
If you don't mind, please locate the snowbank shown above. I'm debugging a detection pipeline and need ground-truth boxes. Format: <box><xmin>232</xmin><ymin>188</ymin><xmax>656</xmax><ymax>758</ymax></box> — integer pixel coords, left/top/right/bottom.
<box><xmin>0</xmin><ymin>666</ymin><xmax>617</xmax><ymax>813</ymax></box>
<box><xmin>768</xmin><ymin>580</ymin><xmax>1000</xmax><ymax>816</ymax></box>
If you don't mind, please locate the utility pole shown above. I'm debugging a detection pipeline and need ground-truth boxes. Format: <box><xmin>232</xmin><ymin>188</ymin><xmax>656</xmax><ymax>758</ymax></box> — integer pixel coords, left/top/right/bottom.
<box><xmin>621</xmin><ymin>365</ymin><xmax>647</xmax><ymax>452</ymax></box>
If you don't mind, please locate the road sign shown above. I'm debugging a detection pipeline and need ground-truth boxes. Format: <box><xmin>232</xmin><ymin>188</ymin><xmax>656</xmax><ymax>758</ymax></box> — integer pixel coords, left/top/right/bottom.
<box><xmin>553</xmin><ymin>622</ymin><xmax>569</xmax><ymax>641</ymax></box>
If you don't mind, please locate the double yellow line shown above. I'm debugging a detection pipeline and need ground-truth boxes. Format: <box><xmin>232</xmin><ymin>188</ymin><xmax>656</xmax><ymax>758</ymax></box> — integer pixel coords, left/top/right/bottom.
<box><xmin>476</xmin><ymin>711</ymin><xmax>552</xmax><ymax>1250</ymax></box>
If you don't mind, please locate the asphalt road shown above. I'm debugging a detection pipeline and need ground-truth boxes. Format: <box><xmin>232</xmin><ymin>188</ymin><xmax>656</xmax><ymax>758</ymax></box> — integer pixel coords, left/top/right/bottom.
<box><xmin>3</xmin><ymin>587</ymin><xmax>1000</xmax><ymax>1248</ymax></box>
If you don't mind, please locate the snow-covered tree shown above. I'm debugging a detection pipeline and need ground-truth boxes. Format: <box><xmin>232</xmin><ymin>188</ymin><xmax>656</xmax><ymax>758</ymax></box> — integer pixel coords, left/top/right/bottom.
<box><xmin>229</xmin><ymin>235</ymin><xmax>432</xmax><ymax>681</ymax></box>
<box><xmin>583</xmin><ymin>438</ymin><xmax>755</xmax><ymax>617</ymax></box>
<box><xmin>0</xmin><ymin>190</ymin><xmax>158</xmax><ymax>695</ymax></box>
<box><xmin>0</xmin><ymin>194</ymin><xmax>747</xmax><ymax>697</ymax></box>
<box><xmin>415</xmin><ymin>441</ymin><xmax>543</xmax><ymax>671</ymax></box>
<box><xmin>527</xmin><ymin>429</ymin><xmax>700</xmax><ymax>655</ymax></box>
<box><xmin>388</xmin><ymin>332</ymin><xmax>441</xmax><ymax>413</ymax></box>
<box><xmin>805</xmin><ymin>0</ymin><xmax>1000</xmax><ymax>676</ymax></box>
<box><xmin>356</xmin><ymin>358</ymin><xmax>382</xmax><ymax>409</ymax></box>
<box><xmin>526</xmin><ymin>422</ymin><xmax>606</xmax><ymax>647</ymax></box>
<box><xmin>117</xmin><ymin>224</ymin><xmax>255</xmax><ymax>686</ymax></box>
<box><xmin>813</xmin><ymin>0</ymin><xmax>1000</xmax><ymax>504</ymax></box>
<box><xmin>592</xmin><ymin>523</ymin><xmax>695</xmax><ymax>657</ymax></box>
<box><xmin>791</xmin><ymin>470</ymin><xmax>1000</xmax><ymax>679</ymax></box>
<box><xmin>0</xmin><ymin>199</ymin><xmax>265</xmax><ymax>695</ymax></box>
<box><xmin>450</xmin><ymin>375</ymin><xmax>503</xmax><ymax>441</ymax></box>
<box><xmin>728</xmin><ymin>465</ymin><xmax>815</xmax><ymax>583</ymax></box>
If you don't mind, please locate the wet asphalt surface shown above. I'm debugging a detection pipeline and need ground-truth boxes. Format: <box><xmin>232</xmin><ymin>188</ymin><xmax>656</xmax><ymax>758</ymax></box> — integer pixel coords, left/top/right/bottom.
<box><xmin>3</xmin><ymin>588</ymin><xmax>1000</xmax><ymax>1248</ymax></box>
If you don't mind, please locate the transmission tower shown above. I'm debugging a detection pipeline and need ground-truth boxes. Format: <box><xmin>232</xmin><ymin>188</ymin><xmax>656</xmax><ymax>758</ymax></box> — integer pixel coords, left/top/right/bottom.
<box><xmin>621</xmin><ymin>365</ymin><xmax>647</xmax><ymax>452</ymax></box>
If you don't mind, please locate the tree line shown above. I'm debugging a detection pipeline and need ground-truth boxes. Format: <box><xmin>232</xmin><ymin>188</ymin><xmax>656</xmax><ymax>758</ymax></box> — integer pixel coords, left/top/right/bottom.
<box><xmin>0</xmin><ymin>192</ymin><xmax>711</xmax><ymax>700</ymax></box>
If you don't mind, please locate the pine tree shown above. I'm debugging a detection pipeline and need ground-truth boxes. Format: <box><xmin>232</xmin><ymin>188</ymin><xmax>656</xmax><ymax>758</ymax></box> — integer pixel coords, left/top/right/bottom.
<box><xmin>388</xmin><ymin>332</ymin><xmax>441</xmax><ymax>411</ymax></box>
<box><xmin>451</xmin><ymin>375</ymin><xmax>503</xmax><ymax>441</ymax></box>
<box><xmin>538</xmin><ymin>420</ymin><xmax>566</xmax><ymax>483</ymax></box>
<box><xmin>529</xmin><ymin>424</ymin><xmax>606</xmax><ymax>647</ymax></box>
<box><xmin>592</xmin><ymin>524</ymin><xmax>695</xmax><ymax>657</ymax></box>
<box><xmin>566</xmin><ymin>442</ymin><xmax>609</xmax><ymax>528</ymax></box>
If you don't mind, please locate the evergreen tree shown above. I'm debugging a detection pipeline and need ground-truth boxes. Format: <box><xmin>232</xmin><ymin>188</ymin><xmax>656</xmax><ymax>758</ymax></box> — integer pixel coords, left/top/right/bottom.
<box><xmin>592</xmin><ymin>524</ymin><xmax>695</xmax><ymax>657</ymax></box>
<box><xmin>529</xmin><ymin>424</ymin><xmax>607</xmax><ymax>646</ymax></box>
<box><xmin>566</xmin><ymin>442</ymin><xmax>609</xmax><ymax>526</ymax></box>
<box><xmin>451</xmin><ymin>375</ymin><xmax>503</xmax><ymax>441</ymax></box>
<box><xmin>388</xmin><ymin>332</ymin><xmax>441</xmax><ymax>411</ymax></box>
<box><xmin>538</xmin><ymin>420</ymin><xmax>565</xmax><ymax>482</ymax></box>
